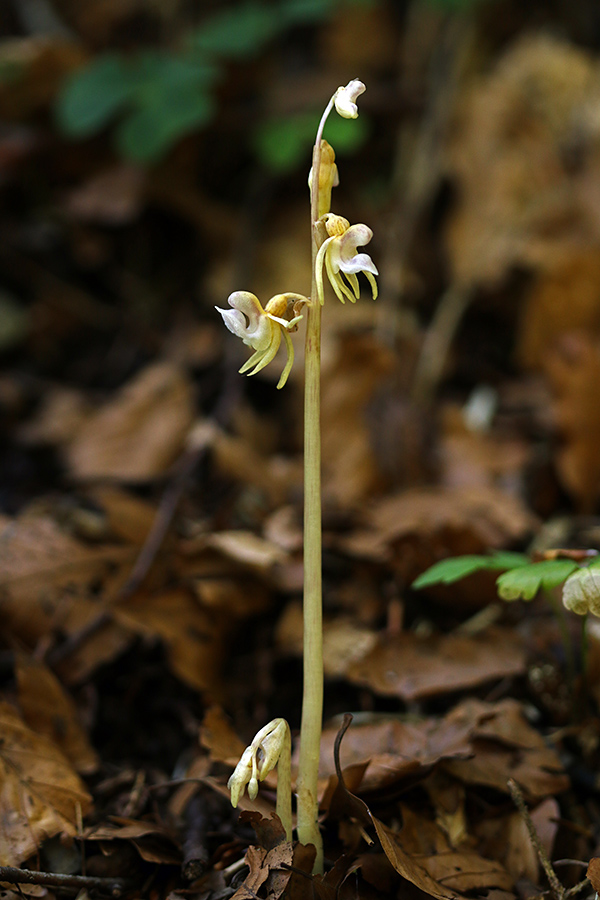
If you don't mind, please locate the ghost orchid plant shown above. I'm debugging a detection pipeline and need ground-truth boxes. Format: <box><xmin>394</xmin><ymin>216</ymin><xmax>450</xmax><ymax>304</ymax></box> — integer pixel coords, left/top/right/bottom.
<box><xmin>218</xmin><ymin>79</ymin><xmax>377</xmax><ymax>874</ymax></box>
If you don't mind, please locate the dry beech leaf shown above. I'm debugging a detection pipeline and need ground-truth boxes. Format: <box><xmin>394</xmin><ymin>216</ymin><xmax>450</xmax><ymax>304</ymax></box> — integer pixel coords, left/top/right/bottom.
<box><xmin>443</xmin><ymin>699</ymin><xmax>568</xmax><ymax>799</ymax></box>
<box><xmin>0</xmin><ymin>514</ymin><xmax>133</xmax><ymax>648</ymax></box>
<box><xmin>517</xmin><ymin>251</ymin><xmax>600</xmax><ymax>371</ymax></box>
<box><xmin>199</xmin><ymin>706</ymin><xmax>246</xmax><ymax>766</ymax></box>
<box><xmin>0</xmin><ymin>701</ymin><xmax>92</xmax><ymax>865</ymax></box>
<box><xmin>88</xmin><ymin>485</ymin><xmax>159</xmax><ymax>545</ymax></box>
<box><xmin>114</xmin><ymin>587</ymin><xmax>225</xmax><ymax>693</ymax></box>
<box><xmin>343</xmin><ymin>485</ymin><xmax>537</xmax><ymax>568</ymax></box>
<box><xmin>317</xmin><ymin>713</ymin><xmax>474</xmax><ymax>793</ymax></box>
<box><xmin>588</xmin><ymin>857</ymin><xmax>600</xmax><ymax>892</ymax></box>
<box><xmin>275</xmin><ymin>602</ymin><xmax>378</xmax><ymax>679</ymax></box>
<box><xmin>83</xmin><ymin>816</ymin><xmax>180</xmax><ymax>864</ymax></box>
<box><xmin>231</xmin><ymin>842</ymin><xmax>294</xmax><ymax>900</ymax></box>
<box><xmin>397</xmin><ymin>805</ymin><xmax>513</xmax><ymax>893</ymax></box>
<box><xmin>67</xmin><ymin>361</ymin><xmax>195</xmax><ymax>481</ymax></box>
<box><xmin>476</xmin><ymin>798</ymin><xmax>559</xmax><ymax>883</ymax></box>
<box><xmin>320</xmin><ymin>333</ymin><xmax>396</xmax><ymax>507</ymax></box>
<box><xmin>16</xmin><ymin>653</ymin><xmax>98</xmax><ymax>775</ymax></box>
<box><xmin>346</xmin><ymin>627</ymin><xmax>526</xmax><ymax>701</ymax></box>
<box><xmin>206</xmin><ymin>531</ymin><xmax>288</xmax><ymax>571</ymax></box>
<box><xmin>370</xmin><ymin>815</ymin><xmax>468</xmax><ymax>900</ymax></box>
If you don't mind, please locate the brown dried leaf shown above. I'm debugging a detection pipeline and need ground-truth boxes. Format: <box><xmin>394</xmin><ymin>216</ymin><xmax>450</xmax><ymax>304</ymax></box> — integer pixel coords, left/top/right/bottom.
<box><xmin>83</xmin><ymin>816</ymin><xmax>180</xmax><ymax>864</ymax></box>
<box><xmin>114</xmin><ymin>587</ymin><xmax>224</xmax><ymax>693</ymax></box>
<box><xmin>346</xmin><ymin>627</ymin><xmax>526</xmax><ymax>701</ymax></box>
<box><xmin>517</xmin><ymin>251</ymin><xmax>600</xmax><ymax>371</ymax></box>
<box><xmin>16</xmin><ymin>653</ymin><xmax>98</xmax><ymax>774</ymax></box>
<box><xmin>398</xmin><ymin>805</ymin><xmax>513</xmax><ymax>892</ymax></box>
<box><xmin>231</xmin><ymin>842</ymin><xmax>294</xmax><ymax>900</ymax></box>
<box><xmin>343</xmin><ymin>485</ymin><xmax>537</xmax><ymax>572</ymax></box>
<box><xmin>320</xmin><ymin>333</ymin><xmax>396</xmax><ymax>507</ymax></box>
<box><xmin>199</xmin><ymin>706</ymin><xmax>246</xmax><ymax>766</ymax></box>
<box><xmin>588</xmin><ymin>857</ymin><xmax>600</xmax><ymax>891</ymax></box>
<box><xmin>207</xmin><ymin>531</ymin><xmax>288</xmax><ymax>571</ymax></box>
<box><xmin>0</xmin><ymin>701</ymin><xmax>92</xmax><ymax>865</ymax></box>
<box><xmin>443</xmin><ymin>699</ymin><xmax>568</xmax><ymax>799</ymax></box>
<box><xmin>317</xmin><ymin>713</ymin><xmax>473</xmax><ymax>793</ymax></box>
<box><xmin>67</xmin><ymin>361</ymin><xmax>195</xmax><ymax>481</ymax></box>
<box><xmin>371</xmin><ymin>815</ymin><xmax>468</xmax><ymax>900</ymax></box>
<box><xmin>0</xmin><ymin>514</ymin><xmax>133</xmax><ymax>647</ymax></box>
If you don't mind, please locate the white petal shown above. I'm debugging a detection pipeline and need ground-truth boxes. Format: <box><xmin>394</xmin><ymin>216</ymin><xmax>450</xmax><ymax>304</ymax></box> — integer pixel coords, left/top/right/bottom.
<box><xmin>227</xmin><ymin>291</ymin><xmax>264</xmax><ymax>334</ymax></box>
<box><xmin>334</xmin><ymin>79</ymin><xmax>366</xmax><ymax>119</ymax></box>
<box><xmin>216</xmin><ymin>306</ymin><xmax>248</xmax><ymax>340</ymax></box>
<box><xmin>338</xmin><ymin>251</ymin><xmax>379</xmax><ymax>276</ymax></box>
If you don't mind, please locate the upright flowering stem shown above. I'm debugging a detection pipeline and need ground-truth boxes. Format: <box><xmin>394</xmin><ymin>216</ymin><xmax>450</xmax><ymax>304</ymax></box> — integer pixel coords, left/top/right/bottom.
<box><xmin>221</xmin><ymin>80</ymin><xmax>373</xmax><ymax>878</ymax></box>
<box><xmin>296</xmin><ymin>101</ymin><xmax>334</xmax><ymax>873</ymax></box>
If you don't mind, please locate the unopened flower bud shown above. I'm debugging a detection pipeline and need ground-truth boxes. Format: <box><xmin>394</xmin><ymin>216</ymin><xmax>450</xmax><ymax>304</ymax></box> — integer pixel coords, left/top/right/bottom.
<box><xmin>334</xmin><ymin>79</ymin><xmax>366</xmax><ymax>119</ymax></box>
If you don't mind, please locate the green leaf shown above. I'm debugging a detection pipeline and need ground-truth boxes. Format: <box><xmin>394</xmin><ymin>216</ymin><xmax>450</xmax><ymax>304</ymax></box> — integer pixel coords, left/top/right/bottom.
<box><xmin>412</xmin><ymin>556</ymin><xmax>492</xmax><ymax>589</ymax></box>
<box><xmin>56</xmin><ymin>55</ymin><xmax>136</xmax><ymax>137</ymax></box>
<box><xmin>279</xmin><ymin>0</ymin><xmax>336</xmax><ymax>25</ymax></box>
<box><xmin>254</xmin><ymin>109</ymin><xmax>368</xmax><ymax>173</ymax></box>
<box><xmin>487</xmin><ymin>551</ymin><xmax>531</xmax><ymax>570</ymax></box>
<box><xmin>496</xmin><ymin>559</ymin><xmax>578</xmax><ymax>602</ymax></box>
<box><xmin>412</xmin><ymin>551</ymin><xmax>530</xmax><ymax>590</ymax></box>
<box><xmin>190</xmin><ymin>2</ymin><xmax>282</xmax><ymax>59</ymax></box>
<box><xmin>116</xmin><ymin>90</ymin><xmax>215</xmax><ymax>163</ymax></box>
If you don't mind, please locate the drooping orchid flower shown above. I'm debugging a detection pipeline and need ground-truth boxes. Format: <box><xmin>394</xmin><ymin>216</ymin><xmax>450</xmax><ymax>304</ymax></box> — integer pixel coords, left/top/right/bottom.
<box><xmin>315</xmin><ymin>213</ymin><xmax>378</xmax><ymax>305</ymax></box>
<box><xmin>216</xmin><ymin>291</ymin><xmax>306</xmax><ymax>388</ymax></box>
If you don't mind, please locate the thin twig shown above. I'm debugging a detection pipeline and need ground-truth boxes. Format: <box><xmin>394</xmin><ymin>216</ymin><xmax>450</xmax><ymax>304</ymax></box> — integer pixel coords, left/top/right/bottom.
<box><xmin>508</xmin><ymin>778</ymin><xmax>565</xmax><ymax>900</ymax></box>
<box><xmin>0</xmin><ymin>866</ymin><xmax>133</xmax><ymax>896</ymax></box>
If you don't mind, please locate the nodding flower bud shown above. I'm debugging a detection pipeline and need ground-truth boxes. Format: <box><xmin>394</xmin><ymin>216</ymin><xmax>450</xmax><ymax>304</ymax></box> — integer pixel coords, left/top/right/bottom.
<box><xmin>334</xmin><ymin>79</ymin><xmax>366</xmax><ymax>119</ymax></box>
<box><xmin>227</xmin><ymin>718</ymin><xmax>290</xmax><ymax>808</ymax></box>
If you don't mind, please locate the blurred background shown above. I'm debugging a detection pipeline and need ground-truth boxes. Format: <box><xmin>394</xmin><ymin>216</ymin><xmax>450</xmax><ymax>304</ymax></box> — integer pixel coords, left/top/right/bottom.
<box><xmin>4</xmin><ymin>0</ymin><xmax>600</xmax><ymax>777</ymax></box>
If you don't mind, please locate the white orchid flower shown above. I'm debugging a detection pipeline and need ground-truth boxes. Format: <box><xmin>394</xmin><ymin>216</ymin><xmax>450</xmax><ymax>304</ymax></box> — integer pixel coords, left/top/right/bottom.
<box><xmin>334</xmin><ymin>79</ymin><xmax>366</xmax><ymax>119</ymax></box>
<box><xmin>216</xmin><ymin>291</ymin><xmax>306</xmax><ymax>389</ymax></box>
<box><xmin>315</xmin><ymin>213</ymin><xmax>378</xmax><ymax>304</ymax></box>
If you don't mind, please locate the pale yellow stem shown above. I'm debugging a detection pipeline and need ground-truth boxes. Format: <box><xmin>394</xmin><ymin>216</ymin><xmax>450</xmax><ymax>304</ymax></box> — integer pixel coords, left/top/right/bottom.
<box><xmin>296</xmin><ymin>108</ymin><xmax>333</xmax><ymax>874</ymax></box>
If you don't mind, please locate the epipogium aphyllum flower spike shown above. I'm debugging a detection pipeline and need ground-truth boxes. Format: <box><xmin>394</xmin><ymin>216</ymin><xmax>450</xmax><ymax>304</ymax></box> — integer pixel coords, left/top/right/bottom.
<box><xmin>216</xmin><ymin>291</ymin><xmax>307</xmax><ymax>389</ymax></box>
<box><xmin>227</xmin><ymin>718</ymin><xmax>292</xmax><ymax>841</ymax></box>
<box><xmin>221</xmin><ymin>77</ymin><xmax>372</xmax><ymax>876</ymax></box>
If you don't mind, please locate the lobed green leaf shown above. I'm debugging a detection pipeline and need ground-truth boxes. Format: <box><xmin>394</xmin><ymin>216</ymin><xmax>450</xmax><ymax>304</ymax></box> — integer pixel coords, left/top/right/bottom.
<box><xmin>496</xmin><ymin>559</ymin><xmax>578</xmax><ymax>602</ymax></box>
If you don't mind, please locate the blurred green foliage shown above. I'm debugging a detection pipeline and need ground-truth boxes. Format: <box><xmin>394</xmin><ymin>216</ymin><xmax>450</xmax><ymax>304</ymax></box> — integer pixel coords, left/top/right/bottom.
<box><xmin>254</xmin><ymin>111</ymin><xmax>369</xmax><ymax>173</ymax></box>
<box><xmin>54</xmin><ymin>0</ymin><xmax>372</xmax><ymax>165</ymax></box>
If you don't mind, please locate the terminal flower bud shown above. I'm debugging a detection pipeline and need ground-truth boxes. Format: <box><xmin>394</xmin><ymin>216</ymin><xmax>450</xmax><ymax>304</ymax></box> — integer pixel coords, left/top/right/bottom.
<box><xmin>334</xmin><ymin>79</ymin><xmax>366</xmax><ymax>119</ymax></box>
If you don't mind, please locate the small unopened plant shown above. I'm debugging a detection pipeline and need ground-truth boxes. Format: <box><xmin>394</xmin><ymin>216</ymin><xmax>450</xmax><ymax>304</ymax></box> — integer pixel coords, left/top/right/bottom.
<box><xmin>217</xmin><ymin>80</ymin><xmax>377</xmax><ymax>872</ymax></box>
